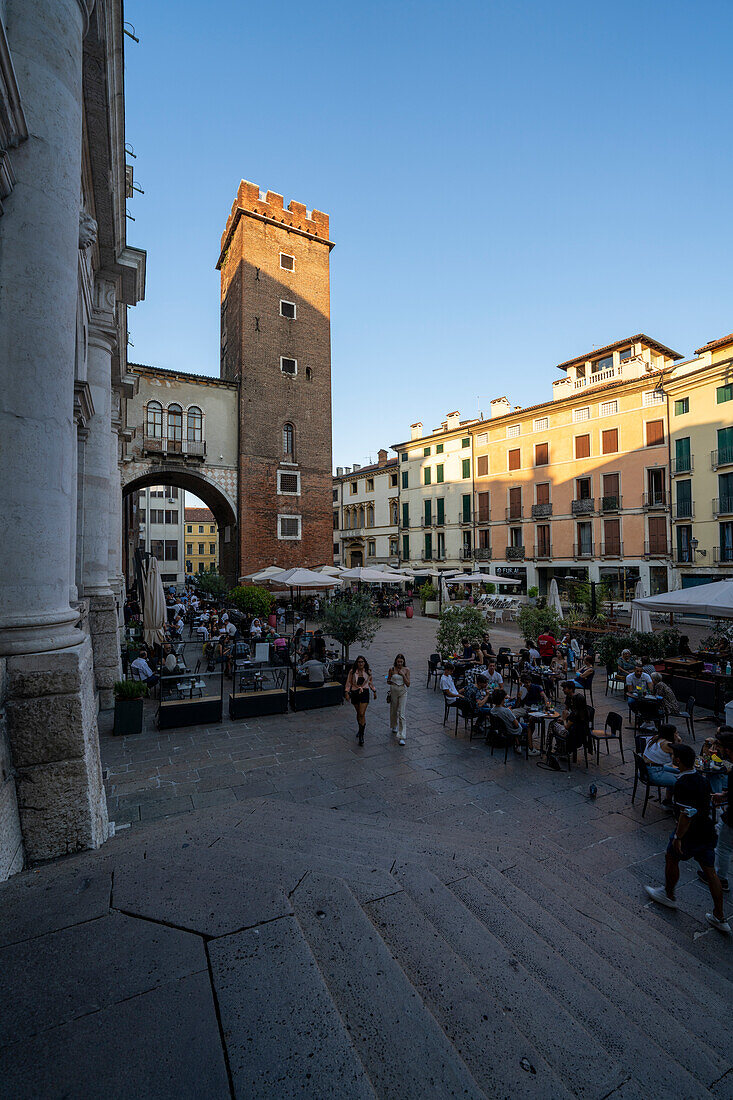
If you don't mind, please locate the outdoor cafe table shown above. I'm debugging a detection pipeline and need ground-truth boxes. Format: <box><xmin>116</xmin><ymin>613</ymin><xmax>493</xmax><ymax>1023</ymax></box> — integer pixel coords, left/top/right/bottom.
<box><xmin>526</xmin><ymin>709</ymin><xmax>560</xmax><ymax>753</ymax></box>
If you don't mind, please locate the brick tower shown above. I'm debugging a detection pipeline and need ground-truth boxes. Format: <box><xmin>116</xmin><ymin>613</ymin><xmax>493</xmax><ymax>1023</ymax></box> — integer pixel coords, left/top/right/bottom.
<box><xmin>217</xmin><ymin>181</ymin><xmax>334</xmax><ymax>576</ymax></box>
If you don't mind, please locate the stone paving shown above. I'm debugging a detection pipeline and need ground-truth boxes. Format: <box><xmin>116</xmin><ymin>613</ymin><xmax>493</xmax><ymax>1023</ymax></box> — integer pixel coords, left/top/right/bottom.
<box><xmin>2</xmin><ymin>613</ymin><xmax>731</xmax><ymax>1099</ymax></box>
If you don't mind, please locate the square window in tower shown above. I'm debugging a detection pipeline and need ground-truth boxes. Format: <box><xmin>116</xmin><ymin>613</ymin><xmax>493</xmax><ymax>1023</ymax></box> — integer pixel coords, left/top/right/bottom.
<box><xmin>280</xmin><ymin>253</ymin><xmax>295</xmax><ymax>271</ymax></box>
<box><xmin>280</xmin><ymin>357</ymin><xmax>297</xmax><ymax>376</ymax></box>
<box><xmin>280</xmin><ymin>300</ymin><xmax>296</xmax><ymax>319</ymax></box>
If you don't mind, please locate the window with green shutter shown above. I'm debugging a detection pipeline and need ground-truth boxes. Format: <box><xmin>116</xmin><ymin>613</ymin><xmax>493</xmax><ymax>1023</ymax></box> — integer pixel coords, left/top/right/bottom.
<box><xmin>674</xmin><ymin>436</ymin><xmax>691</xmax><ymax>473</ymax></box>
<box><xmin>401</xmin><ymin>452</ymin><xmax>407</xmax><ymax>461</ymax></box>
<box><xmin>436</xmin><ymin>443</ymin><xmax>444</xmax><ymax>454</ymax></box>
<box><xmin>402</xmin><ymin>534</ymin><xmax>409</xmax><ymax>560</ymax></box>
<box><xmin>461</xmin><ymin>437</ymin><xmax>470</xmax><ymax>448</ymax></box>
<box><xmin>424</xmin><ymin>533</ymin><xmax>433</xmax><ymax>560</ymax></box>
<box><xmin>402</xmin><ymin>502</ymin><xmax>409</xmax><ymax>528</ymax></box>
<box><xmin>462</xmin><ymin>493</ymin><xmax>471</xmax><ymax>522</ymax></box>
<box><xmin>424</xmin><ymin>499</ymin><xmax>432</xmax><ymax>525</ymax></box>
<box><xmin>718</xmin><ymin>427</ymin><xmax>733</xmax><ymax>466</ymax></box>
<box><xmin>436</xmin><ymin>464</ymin><xmax>444</xmax><ymax>483</ymax></box>
<box><xmin>674</xmin><ymin>397</ymin><xmax>689</xmax><ymax>415</ymax></box>
<box><xmin>462</xmin><ymin>458</ymin><xmax>470</xmax><ymax>479</ymax></box>
<box><xmin>717</xmin><ymin>384</ymin><xmax>733</xmax><ymax>404</ymax></box>
<box><xmin>424</xmin><ymin>467</ymin><xmax>432</xmax><ymax>485</ymax></box>
<box><xmin>424</xmin><ymin>446</ymin><xmax>431</xmax><ymax>456</ymax></box>
<box><xmin>401</xmin><ymin>470</ymin><xmax>408</xmax><ymax>489</ymax></box>
<box><xmin>436</xmin><ymin>497</ymin><xmax>444</xmax><ymax>524</ymax></box>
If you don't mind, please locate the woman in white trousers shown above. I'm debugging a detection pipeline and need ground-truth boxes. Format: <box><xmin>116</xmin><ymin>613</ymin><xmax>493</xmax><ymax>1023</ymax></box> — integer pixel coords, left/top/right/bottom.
<box><xmin>388</xmin><ymin>654</ymin><xmax>410</xmax><ymax>745</ymax></box>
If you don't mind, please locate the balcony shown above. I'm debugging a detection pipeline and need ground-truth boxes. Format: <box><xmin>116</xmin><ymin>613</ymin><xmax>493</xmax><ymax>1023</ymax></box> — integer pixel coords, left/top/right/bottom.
<box><xmin>671</xmin><ymin>456</ymin><xmax>693</xmax><ymax>476</ymax></box>
<box><xmin>644</xmin><ymin>541</ymin><xmax>671</xmax><ymax>558</ymax></box>
<box><xmin>143</xmin><ymin>436</ymin><xmax>206</xmax><ymax>459</ymax></box>
<box><xmin>571</xmin><ymin>498</ymin><xmax>595</xmax><ymax>516</ymax></box>
<box><xmin>421</xmin><ymin>518</ymin><xmax>435</xmax><ymax>527</ymax></box>
<box><xmin>476</xmin><ymin>510</ymin><xmax>491</xmax><ymax>524</ymax></box>
<box><xmin>505</xmin><ymin>546</ymin><xmax>525</xmax><ymax>561</ymax></box>
<box><xmin>475</xmin><ymin>547</ymin><xmax>492</xmax><ymax>561</ymax></box>
<box><xmin>573</xmin><ymin>543</ymin><xmax>595</xmax><ymax>559</ymax></box>
<box><xmin>531</xmin><ymin>502</ymin><xmax>553</xmax><ymax>518</ymax></box>
<box><xmin>643</xmin><ymin>491</ymin><xmax>668</xmax><ymax>509</ymax></box>
<box><xmin>505</xmin><ymin>506</ymin><xmax>524</xmax><ymax>521</ymax></box>
<box><xmin>421</xmin><ymin>552</ymin><xmax>434</xmax><ymax>562</ymax></box>
<box><xmin>458</xmin><ymin>512</ymin><xmax>473</xmax><ymax>525</ymax></box>
<box><xmin>600</xmin><ymin>541</ymin><xmax>623</xmax><ymax>558</ymax></box>
<box><xmin>551</xmin><ymin>354</ymin><xmax>649</xmax><ymax>400</ymax></box>
<box><xmin>714</xmin><ymin>547</ymin><xmax>733</xmax><ymax>564</ymax></box>
<box><xmin>713</xmin><ymin>498</ymin><xmax>733</xmax><ymax>517</ymax></box>
<box><xmin>672</xmin><ymin>501</ymin><xmax>694</xmax><ymax>520</ymax></box>
<box><xmin>675</xmin><ymin>547</ymin><xmax>694</xmax><ymax>564</ymax></box>
<box><xmin>711</xmin><ymin>448</ymin><xmax>733</xmax><ymax>470</ymax></box>
<box><xmin>461</xmin><ymin>548</ymin><xmax>474</xmax><ymax>561</ymax></box>
<box><xmin>600</xmin><ymin>495</ymin><xmax>622</xmax><ymax>513</ymax></box>
<box><xmin>533</xmin><ymin>543</ymin><xmax>552</xmax><ymax>560</ymax></box>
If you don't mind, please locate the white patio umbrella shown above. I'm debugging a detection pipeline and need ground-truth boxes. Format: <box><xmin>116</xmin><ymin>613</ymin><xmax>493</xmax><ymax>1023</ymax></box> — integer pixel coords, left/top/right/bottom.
<box><xmin>313</xmin><ymin>564</ymin><xmax>344</xmax><ymax>577</ymax></box>
<box><xmin>632</xmin><ymin>578</ymin><xmax>733</xmax><ymax>619</ymax></box>
<box><xmin>339</xmin><ymin>566</ymin><xmax>412</xmax><ymax>583</ymax></box>
<box><xmin>269</xmin><ymin>567</ymin><xmax>339</xmax><ymax>589</ymax></box>
<box><xmin>446</xmin><ymin>572</ymin><xmax>521</xmax><ymax>586</ymax></box>
<box><xmin>630</xmin><ymin>580</ymin><xmax>653</xmax><ymax>632</ymax></box>
<box><xmin>241</xmin><ymin>565</ymin><xmax>288</xmax><ymax>583</ymax></box>
<box><xmin>142</xmin><ymin>555</ymin><xmax>167</xmax><ymax>646</ymax></box>
<box><xmin>548</xmin><ymin>578</ymin><xmax>563</xmax><ymax>618</ymax></box>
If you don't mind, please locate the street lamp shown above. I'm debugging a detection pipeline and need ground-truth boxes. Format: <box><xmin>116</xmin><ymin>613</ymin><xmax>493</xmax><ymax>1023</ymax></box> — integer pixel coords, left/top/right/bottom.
<box><xmin>690</xmin><ymin>537</ymin><xmax>706</xmax><ymax>558</ymax></box>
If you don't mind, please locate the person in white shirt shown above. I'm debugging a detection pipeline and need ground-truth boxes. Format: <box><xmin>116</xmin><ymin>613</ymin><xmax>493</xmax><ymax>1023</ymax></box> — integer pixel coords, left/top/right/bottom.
<box><xmin>484</xmin><ymin>660</ymin><xmax>504</xmax><ymax>690</ymax></box>
<box><xmin>528</xmin><ymin>646</ymin><xmax>541</xmax><ymax>663</ymax></box>
<box><xmin>131</xmin><ymin>651</ymin><xmax>159</xmax><ymax>685</ymax></box>
<box><xmin>439</xmin><ymin>663</ymin><xmax>462</xmax><ymax>700</ymax></box>
<box><xmin>626</xmin><ymin>662</ymin><xmax>653</xmax><ymax>699</ymax></box>
<box><xmin>301</xmin><ymin>658</ymin><xmax>326</xmax><ymax>685</ymax></box>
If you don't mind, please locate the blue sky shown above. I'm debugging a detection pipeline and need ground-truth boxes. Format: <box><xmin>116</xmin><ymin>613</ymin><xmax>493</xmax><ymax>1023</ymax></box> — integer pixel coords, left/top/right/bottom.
<box><xmin>125</xmin><ymin>0</ymin><xmax>733</xmax><ymax>469</ymax></box>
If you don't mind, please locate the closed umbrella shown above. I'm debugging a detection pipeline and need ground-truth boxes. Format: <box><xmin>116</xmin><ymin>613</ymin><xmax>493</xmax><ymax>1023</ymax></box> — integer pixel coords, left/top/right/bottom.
<box><xmin>548</xmin><ymin>578</ymin><xmax>563</xmax><ymax>618</ymax></box>
<box><xmin>630</xmin><ymin>580</ymin><xmax>653</xmax><ymax>632</ymax></box>
<box><xmin>632</xmin><ymin>578</ymin><xmax>733</xmax><ymax>619</ymax></box>
<box><xmin>142</xmin><ymin>556</ymin><xmax>167</xmax><ymax>646</ymax></box>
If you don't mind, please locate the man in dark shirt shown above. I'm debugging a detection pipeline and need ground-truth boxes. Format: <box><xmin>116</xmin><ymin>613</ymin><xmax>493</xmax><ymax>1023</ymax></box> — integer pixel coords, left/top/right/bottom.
<box><xmin>645</xmin><ymin>743</ymin><xmax>730</xmax><ymax>934</ymax></box>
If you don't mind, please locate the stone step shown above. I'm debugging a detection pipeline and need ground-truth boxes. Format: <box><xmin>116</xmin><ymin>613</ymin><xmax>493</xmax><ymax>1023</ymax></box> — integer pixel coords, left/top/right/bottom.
<box><xmin>208</xmin><ymin>914</ymin><xmax>375</xmax><ymax>1099</ymax></box>
<box><xmin>524</xmin><ymin>853</ymin><xmax>733</xmax><ymax>1004</ymax></box>
<box><xmin>392</xmin><ymin>862</ymin><xmax>625</xmax><ymax>1100</ymax></box>
<box><xmin>450</xmin><ymin>871</ymin><xmax>725</xmax><ymax>1093</ymax></box>
<box><xmin>501</xmin><ymin>849</ymin><xmax>730</xmax><ymax>1020</ymax></box>
<box><xmin>365</xmin><ymin>887</ymin><xmax>574</xmax><ymax>1099</ymax></box>
<box><xmin>291</xmin><ymin>872</ymin><xmax>485</xmax><ymax>1099</ymax></box>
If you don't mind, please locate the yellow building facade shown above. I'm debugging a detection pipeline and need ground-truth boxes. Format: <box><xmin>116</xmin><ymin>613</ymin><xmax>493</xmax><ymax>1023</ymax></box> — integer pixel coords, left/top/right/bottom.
<box><xmin>185</xmin><ymin>507</ymin><xmax>219</xmax><ymax>575</ymax></box>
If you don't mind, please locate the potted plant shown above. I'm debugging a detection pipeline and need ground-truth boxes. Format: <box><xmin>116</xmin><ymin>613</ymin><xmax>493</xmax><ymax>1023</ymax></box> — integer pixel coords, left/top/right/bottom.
<box><xmin>527</xmin><ymin>585</ymin><xmax>539</xmax><ymax>607</ymax></box>
<box><xmin>418</xmin><ymin>581</ymin><xmax>439</xmax><ymax>616</ymax></box>
<box><xmin>113</xmin><ymin>679</ymin><xmax>147</xmax><ymax>736</ymax></box>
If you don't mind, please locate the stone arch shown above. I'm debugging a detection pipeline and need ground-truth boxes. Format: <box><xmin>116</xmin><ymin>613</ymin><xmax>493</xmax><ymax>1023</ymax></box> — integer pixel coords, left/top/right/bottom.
<box><xmin>121</xmin><ymin>465</ymin><xmax>239</xmax><ymax>584</ymax></box>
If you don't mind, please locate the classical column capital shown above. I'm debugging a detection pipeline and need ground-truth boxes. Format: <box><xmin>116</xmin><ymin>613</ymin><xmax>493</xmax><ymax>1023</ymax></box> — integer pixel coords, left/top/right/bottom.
<box><xmin>88</xmin><ymin>276</ymin><xmax>117</xmax><ymax>353</ymax></box>
<box><xmin>76</xmin><ymin>0</ymin><xmax>97</xmax><ymax>36</ymax></box>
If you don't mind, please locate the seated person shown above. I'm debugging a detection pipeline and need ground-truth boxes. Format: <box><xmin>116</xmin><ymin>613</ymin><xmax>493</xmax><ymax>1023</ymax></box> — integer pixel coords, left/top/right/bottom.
<box><xmin>130</xmin><ymin>649</ymin><xmax>159</xmax><ymax>686</ymax></box>
<box><xmin>300</xmin><ymin>658</ymin><xmax>326</xmax><ymax>685</ymax></box>
<box><xmin>641</xmin><ymin>654</ymin><xmax>657</xmax><ymax>678</ymax></box>
<box><xmin>651</xmin><ymin>672</ymin><xmax>681</xmax><ymax>718</ymax></box>
<box><xmin>162</xmin><ymin>645</ymin><xmax>178</xmax><ymax>674</ymax></box>
<box><xmin>545</xmin><ymin>683</ymin><xmax>589</xmax><ymax>767</ymax></box>
<box><xmin>479</xmin><ymin>634</ymin><xmax>494</xmax><ymax>662</ymax></box>
<box><xmin>440</xmin><ymin>662</ymin><xmax>463</xmax><ymax>701</ymax></box>
<box><xmin>642</xmin><ymin>724</ymin><xmax>681</xmax><ymax>798</ymax></box>
<box><xmin>489</xmin><ymin>688</ymin><xmax>523</xmax><ymax>752</ymax></box>
<box><xmin>617</xmin><ymin>648</ymin><xmax>635</xmax><ymax>676</ymax></box>
<box><xmin>461</xmin><ymin>638</ymin><xmax>479</xmax><ymax>663</ymax></box>
<box><xmin>484</xmin><ymin>659</ymin><xmax>504</xmax><ymax>691</ymax></box>
<box><xmin>626</xmin><ymin>661</ymin><xmax>653</xmax><ymax>700</ymax></box>
<box><xmin>573</xmin><ymin>655</ymin><xmax>595</xmax><ymax>691</ymax></box>
<box><xmin>517</xmin><ymin>673</ymin><xmax>547</xmax><ymax>754</ymax></box>
<box><xmin>528</xmin><ymin>643</ymin><xmax>541</xmax><ymax>664</ymax></box>
<box><xmin>538</xmin><ymin>630</ymin><xmax>558</xmax><ymax>661</ymax></box>
<box><xmin>678</xmin><ymin>635</ymin><xmax>692</xmax><ymax>657</ymax></box>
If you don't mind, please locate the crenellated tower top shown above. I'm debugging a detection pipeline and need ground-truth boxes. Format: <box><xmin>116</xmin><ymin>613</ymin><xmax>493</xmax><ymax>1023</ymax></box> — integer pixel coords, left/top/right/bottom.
<box><xmin>216</xmin><ymin>180</ymin><xmax>332</xmax><ymax>268</ymax></box>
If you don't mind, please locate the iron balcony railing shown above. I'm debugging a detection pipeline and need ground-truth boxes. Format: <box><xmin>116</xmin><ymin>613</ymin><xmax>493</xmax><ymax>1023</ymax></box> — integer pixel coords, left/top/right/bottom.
<box><xmin>600</xmin><ymin>541</ymin><xmax>623</xmax><ymax>558</ymax></box>
<box><xmin>672</xmin><ymin>501</ymin><xmax>694</xmax><ymax>520</ymax></box>
<box><xmin>675</xmin><ymin>547</ymin><xmax>694</xmax><ymax>564</ymax></box>
<box><xmin>671</xmin><ymin>456</ymin><xmax>693</xmax><ymax>476</ymax></box>
<box><xmin>571</xmin><ymin>498</ymin><xmax>595</xmax><ymax>515</ymax></box>
<box><xmin>143</xmin><ymin>436</ymin><xmax>206</xmax><ymax>457</ymax></box>
<box><xmin>573</xmin><ymin>542</ymin><xmax>595</xmax><ymax>559</ymax></box>
<box><xmin>600</xmin><ymin>495</ymin><xmax>622</xmax><ymax>513</ymax></box>
<box><xmin>714</xmin><ymin>546</ymin><xmax>733</xmax><ymax>564</ymax></box>
<box><xmin>421</xmin><ymin>552</ymin><xmax>434</xmax><ymax>561</ymax></box>
<box><xmin>461</xmin><ymin>548</ymin><xmax>474</xmax><ymax>560</ymax></box>
<box><xmin>531</xmin><ymin>502</ymin><xmax>553</xmax><ymax>518</ymax></box>
<box><xmin>711</xmin><ymin>448</ymin><xmax>733</xmax><ymax>470</ymax></box>
<box><xmin>474</xmin><ymin>547</ymin><xmax>492</xmax><ymax>561</ymax></box>
<box><xmin>713</xmin><ymin>498</ymin><xmax>733</xmax><ymax>517</ymax></box>
<box><xmin>643</xmin><ymin>491</ymin><xmax>668</xmax><ymax>509</ymax></box>
<box><xmin>458</xmin><ymin>512</ymin><xmax>474</xmax><ymax>524</ymax></box>
<box><xmin>506</xmin><ymin>546</ymin><xmax>525</xmax><ymax>561</ymax></box>
<box><xmin>533</xmin><ymin>543</ymin><xmax>552</xmax><ymax>559</ymax></box>
<box><xmin>505</xmin><ymin>506</ymin><xmax>524</xmax><ymax>521</ymax></box>
<box><xmin>644</xmin><ymin>541</ymin><xmax>672</xmax><ymax>557</ymax></box>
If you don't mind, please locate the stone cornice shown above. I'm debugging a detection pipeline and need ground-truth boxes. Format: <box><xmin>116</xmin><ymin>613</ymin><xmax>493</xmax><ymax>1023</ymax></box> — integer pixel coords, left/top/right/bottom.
<box><xmin>74</xmin><ymin>380</ymin><xmax>95</xmax><ymax>427</ymax></box>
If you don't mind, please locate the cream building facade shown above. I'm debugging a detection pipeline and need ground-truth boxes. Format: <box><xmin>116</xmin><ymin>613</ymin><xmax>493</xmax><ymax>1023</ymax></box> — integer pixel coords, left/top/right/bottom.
<box><xmin>0</xmin><ymin>0</ymin><xmax>145</xmax><ymax>879</ymax></box>
<box><xmin>333</xmin><ymin>451</ymin><xmax>399</xmax><ymax>568</ymax></box>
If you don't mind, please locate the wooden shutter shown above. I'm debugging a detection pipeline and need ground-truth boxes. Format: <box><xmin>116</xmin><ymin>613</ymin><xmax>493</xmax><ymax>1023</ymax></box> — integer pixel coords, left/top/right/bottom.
<box><xmin>536</xmin><ymin>482</ymin><xmax>550</xmax><ymax>505</ymax></box>
<box><xmin>646</xmin><ymin>419</ymin><xmax>664</xmax><ymax>447</ymax></box>
<box><xmin>535</xmin><ymin>442</ymin><xmax>548</xmax><ymax>466</ymax></box>
<box><xmin>508</xmin><ymin>448</ymin><xmax>521</xmax><ymax>471</ymax></box>
<box><xmin>477</xmin><ymin>455</ymin><xmax>489</xmax><ymax>477</ymax></box>
<box><xmin>575</xmin><ymin>434</ymin><xmax>590</xmax><ymax>459</ymax></box>
<box><xmin>602</xmin><ymin>428</ymin><xmax>618</xmax><ymax>454</ymax></box>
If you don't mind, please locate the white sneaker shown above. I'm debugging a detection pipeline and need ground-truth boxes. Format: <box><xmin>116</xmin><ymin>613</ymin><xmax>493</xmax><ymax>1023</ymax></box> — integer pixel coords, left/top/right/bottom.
<box><xmin>706</xmin><ymin>912</ymin><xmax>732</xmax><ymax>935</ymax></box>
<box><xmin>398</xmin><ymin>738</ymin><xmax>406</xmax><ymax>745</ymax></box>
<box><xmin>645</xmin><ymin>885</ymin><xmax>677</xmax><ymax>909</ymax></box>
<box><xmin>528</xmin><ymin>749</ymin><xmax>540</xmax><ymax>757</ymax></box>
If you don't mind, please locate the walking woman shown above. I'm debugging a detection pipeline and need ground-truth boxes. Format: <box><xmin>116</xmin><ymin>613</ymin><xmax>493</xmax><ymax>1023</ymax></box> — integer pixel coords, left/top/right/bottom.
<box><xmin>388</xmin><ymin>653</ymin><xmax>410</xmax><ymax>745</ymax></box>
<box><xmin>345</xmin><ymin>655</ymin><xmax>376</xmax><ymax>745</ymax></box>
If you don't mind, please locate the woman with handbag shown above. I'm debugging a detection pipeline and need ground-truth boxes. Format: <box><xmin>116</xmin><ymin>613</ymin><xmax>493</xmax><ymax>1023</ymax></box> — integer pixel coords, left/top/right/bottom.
<box><xmin>387</xmin><ymin>653</ymin><xmax>410</xmax><ymax>745</ymax></box>
<box><xmin>345</xmin><ymin>655</ymin><xmax>377</xmax><ymax>745</ymax></box>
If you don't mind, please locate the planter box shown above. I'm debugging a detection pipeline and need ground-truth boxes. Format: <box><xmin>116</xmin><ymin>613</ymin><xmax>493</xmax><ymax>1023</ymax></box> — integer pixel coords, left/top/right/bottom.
<box><xmin>289</xmin><ymin>681</ymin><xmax>345</xmax><ymax>711</ymax></box>
<box><xmin>113</xmin><ymin>697</ymin><xmax>144</xmax><ymax>736</ymax></box>
<box><xmin>229</xmin><ymin>689</ymin><xmax>288</xmax><ymax>719</ymax></box>
<box><xmin>157</xmin><ymin>695</ymin><xmax>222</xmax><ymax>730</ymax></box>
<box><xmin>424</xmin><ymin>600</ymin><xmax>440</xmax><ymax>617</ymax></box>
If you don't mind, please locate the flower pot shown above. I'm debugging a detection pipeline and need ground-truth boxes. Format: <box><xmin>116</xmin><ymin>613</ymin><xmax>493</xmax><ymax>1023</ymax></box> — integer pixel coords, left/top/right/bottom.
<box><xmin>113</xmin><ymin>697</ymin><xmax>144</xmax><ymax>736</ymax></box>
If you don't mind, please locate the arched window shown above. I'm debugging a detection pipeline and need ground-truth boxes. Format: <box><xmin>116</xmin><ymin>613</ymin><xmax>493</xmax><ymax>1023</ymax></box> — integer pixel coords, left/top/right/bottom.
<box><xmin>167</xmin><ymin>404</ymin><xmax>182</xmax><ymax>451</ymax></box>
<box><xmin>187</xmin><ymin>406</ymin><xmax>202</xmax><ymax>442</ymax></box>
<box><xmin>358</xmin><ymin>505</ymin><xmax>364</xmax><ymax>528</ymax></box>
<box><xmin>283</xmin><ymin>422</ymin><xmax>294</xmax><ymax>458</ymax></box>
<box><xmin>367</xmin><ymin>503</ymin><xmax>374</xmax><ymax>528</ymax></box>
<box><xmin>146</xmin><ymin>401</ymin><xmax>162</xmax><ymax>438</ymax></box>
<box><xmin>344</xmin><ymin>509</ymin><xmax>351</xmax><ymax>530</ymax></box>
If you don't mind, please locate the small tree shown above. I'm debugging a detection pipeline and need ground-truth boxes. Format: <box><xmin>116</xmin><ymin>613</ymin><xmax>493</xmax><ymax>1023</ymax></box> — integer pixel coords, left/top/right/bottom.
<box><xmin>436</xmin><ymin>605</ymin><xmax>485</xmax><ymax>658</ymax></box>
<box><xmin>193</xmin><ymin>571</ymin><xmax>229</xmax><ymax>600</ymax></box>
<box><xmin>417</xmin><ymin>581</ymin><xmax>437</xmax><ymax>612</ymax></box>
<box><xmin>517</xmin><ymin>605</ymin><xmax>562</xmax><ymax>647</ymax></box>
<box><xmin>319</xmin><ymin>590</ymin><xmax>380</xmax><ymax>662</ymax></box>
<box><xmin>228</xmin><ymin>585</ymin><xmax>275</xmax><ymax>621</ymax></box>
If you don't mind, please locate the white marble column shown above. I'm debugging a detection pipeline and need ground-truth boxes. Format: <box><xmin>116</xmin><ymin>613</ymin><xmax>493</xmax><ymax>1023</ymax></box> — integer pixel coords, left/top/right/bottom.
<box><xmin>109</xmin><ymin>394</ymin><xmax>125</xmax><ymax>607</ymax></box>
<box><xmin>82</xmin><ymin>284</ymin><xmax>121</xmax><ymax>707</ymax></box>
<box><xmin>0</xmin><ymin>0</ymin><xmax>108</xmax><ymax>863</ymax></box>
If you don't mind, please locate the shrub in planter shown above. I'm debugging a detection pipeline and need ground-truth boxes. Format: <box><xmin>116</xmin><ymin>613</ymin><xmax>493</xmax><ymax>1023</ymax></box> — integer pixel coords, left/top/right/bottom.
<box><xmin>436</xmin><ymin>605</ymin><xmax>485</xmax><ymax>658</ymax></box>
<box><xmin>517</xmin><ymin>605</ymin><xmax>562</xmax><ymax>647</ymax></box>
<box><xmin>228</xmin><ymin>585</ymin><xmax>275</xmax><ymax>622</ymax></box>
<box><xmin>113</xmin><ymin>679</ymin><xmax>147</xmax><ymax>736</ymax></box>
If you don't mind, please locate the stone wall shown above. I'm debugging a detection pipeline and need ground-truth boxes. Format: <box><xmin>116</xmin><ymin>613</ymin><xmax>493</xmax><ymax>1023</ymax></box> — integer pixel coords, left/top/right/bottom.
<box><xmin>0</xmin><ymin>657</ymin><xmax>25</xmax><ymax>880</ymax></box>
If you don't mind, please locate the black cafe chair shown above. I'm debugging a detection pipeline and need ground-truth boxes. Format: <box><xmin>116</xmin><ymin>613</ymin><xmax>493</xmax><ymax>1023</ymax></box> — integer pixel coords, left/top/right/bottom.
<box><xmin>681</xmin><ymin>695</ymin><xmax>696</xmax><ymax>743</ymax></box>
<box><xmin>632</xmin><ymin>752</ymin><xmax>664</xmax><ymax>817</ymax></box>
<box><xmin>590</xmin><ymin>710</ymin><xmax>624</xmax><ymax>764</ymax></box>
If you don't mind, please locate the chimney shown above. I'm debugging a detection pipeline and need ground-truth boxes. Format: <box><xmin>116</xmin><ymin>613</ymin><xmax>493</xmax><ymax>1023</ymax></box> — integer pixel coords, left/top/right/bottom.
<box><xmin>344</xmin><ymin>466</ymin><xmax>351</xmax><ymax>474</ymax></box>
<box><xmin>490</xmin><ymin>397</ymin><xmax>511</xmax><ymax>418</ymax></box>
<box><xmin>410</xmin><ymin>422</ymin><xmax>423</xmax><ymax>440</ymax></box>
<box><xmin>445</xmin><ymin>410</ymin><xmax>460</xmax><ymax>431</ymax></box>
<box><xmin>352</xmin><ymin>463</ymin><xmax>361</xmax><ymax>472</ymax></box>
<box><xmin>377</xmin><ymin>448</ymin><xmax>388</xmax><ymax>466</ymax></box>
<box><xmin>336</xmin><ymin>467</ymin><xmax>343</xmax><ymax>476</ymax></box>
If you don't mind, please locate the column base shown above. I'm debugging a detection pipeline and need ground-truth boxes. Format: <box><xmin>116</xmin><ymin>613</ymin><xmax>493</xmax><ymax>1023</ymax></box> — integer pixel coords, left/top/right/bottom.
<box><xmin>88</xmin><ymin>592</ymin><xmax>122</xmax><ymax>710</ymax></box>
<box><xmin>5</xmin><ymin>638</ymin><xmax>108</xmax><ymax>864</ymax></box>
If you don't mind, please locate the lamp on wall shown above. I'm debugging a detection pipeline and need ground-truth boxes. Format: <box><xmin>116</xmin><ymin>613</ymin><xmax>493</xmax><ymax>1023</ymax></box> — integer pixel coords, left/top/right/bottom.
<box><xmin>690</xmin><ymin>537</ymin><xmax>707</xmax><ymax>558</ymax></box>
